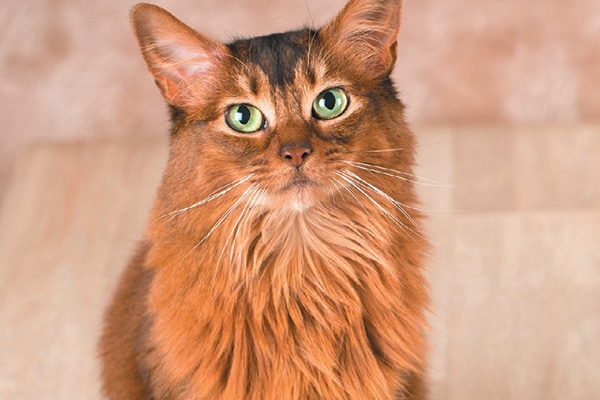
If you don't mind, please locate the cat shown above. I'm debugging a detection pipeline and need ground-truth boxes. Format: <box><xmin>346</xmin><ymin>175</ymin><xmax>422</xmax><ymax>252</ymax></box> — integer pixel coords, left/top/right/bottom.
<box><xmin>99</xmin><ymin>0</ymin><xmax>429</xmax><ymax>399</ymax></box>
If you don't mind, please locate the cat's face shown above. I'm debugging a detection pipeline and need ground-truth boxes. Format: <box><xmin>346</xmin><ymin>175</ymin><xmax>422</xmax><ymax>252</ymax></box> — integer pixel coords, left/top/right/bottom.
<box><xmin>181</xmin><ymin>32</ymin><xmax>412</xmax><ymax>214</ymax></box>
<box><xmin>133</xmin><ymin>0</ymin><xmax>417</xmax><ymax>233</ymax></box>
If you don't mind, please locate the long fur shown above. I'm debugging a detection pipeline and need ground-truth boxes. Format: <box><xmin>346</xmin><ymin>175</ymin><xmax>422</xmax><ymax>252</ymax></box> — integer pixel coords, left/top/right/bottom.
<box><xmin>99</xmin><ymin>1</ymin><xmax>429</xmax><ymax>399</ymax></box>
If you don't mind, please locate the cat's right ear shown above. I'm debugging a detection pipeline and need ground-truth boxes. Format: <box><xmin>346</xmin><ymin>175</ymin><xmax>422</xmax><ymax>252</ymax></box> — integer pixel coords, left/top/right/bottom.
<box><xmin>130</xmin><ymin>3</ymin><xmax>229</xmax><ymax>109</ymax></box>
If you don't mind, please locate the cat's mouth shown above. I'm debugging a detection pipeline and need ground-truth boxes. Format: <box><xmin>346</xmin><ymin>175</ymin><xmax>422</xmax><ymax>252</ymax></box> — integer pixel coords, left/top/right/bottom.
<box><xmin>282</xmin><ymin>177</ymin><xmax>319</xmax><ymax>191</ymax></box>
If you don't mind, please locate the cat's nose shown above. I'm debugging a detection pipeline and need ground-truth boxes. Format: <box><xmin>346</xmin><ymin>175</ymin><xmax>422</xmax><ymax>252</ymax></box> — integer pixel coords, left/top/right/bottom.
<box><xmin>280</xmin><ymin>144</ymin><xmax>312</xmax><ymax>168</ymax></box>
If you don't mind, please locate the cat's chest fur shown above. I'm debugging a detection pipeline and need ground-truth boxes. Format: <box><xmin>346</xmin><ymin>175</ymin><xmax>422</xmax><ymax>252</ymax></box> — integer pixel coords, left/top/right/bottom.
<box><xmin>143</xmin><ymin>204</ymin><xmax>419</xmax><ymax>399</ymax></box>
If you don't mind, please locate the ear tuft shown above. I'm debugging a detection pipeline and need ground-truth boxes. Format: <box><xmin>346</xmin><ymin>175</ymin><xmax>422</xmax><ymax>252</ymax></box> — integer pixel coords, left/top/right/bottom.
<box><xmin>131</xmin><ymin>3</ymin><xmax>229</xmax><ymax>108</ymax></box>
<box><xmin>320</xmin><ymin>0</ymin><xmax>403</xmax><ymax>77</ymax></box>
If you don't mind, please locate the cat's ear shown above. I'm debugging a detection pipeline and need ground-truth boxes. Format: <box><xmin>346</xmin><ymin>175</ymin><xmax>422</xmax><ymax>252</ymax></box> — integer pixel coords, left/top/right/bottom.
<box><xmin>320</xmin><ymin>0</ymin><xmax>402</xmax><ymax>77</ymax></box>
<box><xmin>130</xmin><ymin>3</ymin><xmax>229</xmax><ymax>109</ymax></box>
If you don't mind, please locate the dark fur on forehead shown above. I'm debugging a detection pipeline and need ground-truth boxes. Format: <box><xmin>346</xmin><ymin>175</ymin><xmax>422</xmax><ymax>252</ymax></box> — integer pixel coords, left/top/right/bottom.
<box><xmin>227</xmin><ymin>29</ymin><xmax>317</xmax><ymax>89</ymax></box>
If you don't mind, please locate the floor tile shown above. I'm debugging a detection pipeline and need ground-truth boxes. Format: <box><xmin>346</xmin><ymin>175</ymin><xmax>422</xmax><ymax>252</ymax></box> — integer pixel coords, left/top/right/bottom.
<box><xmin>443</xmin><ymin>212</ymin><xmax>600</xmax><ymax>400</ymax></box>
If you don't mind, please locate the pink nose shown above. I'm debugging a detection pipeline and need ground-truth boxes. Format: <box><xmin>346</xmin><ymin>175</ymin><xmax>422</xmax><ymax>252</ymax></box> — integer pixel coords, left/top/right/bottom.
<box><xmin>280</xmin><ymin>145</ymin><xmax>312</xmax><ymax>168</ymax></box>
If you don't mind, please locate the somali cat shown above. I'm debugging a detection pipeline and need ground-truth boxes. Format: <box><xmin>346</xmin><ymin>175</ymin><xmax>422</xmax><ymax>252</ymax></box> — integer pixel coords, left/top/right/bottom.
<box><xmin>99</xmin><ymin>0</ymin><xmax>429</xmax><ymax>399</ymax></box>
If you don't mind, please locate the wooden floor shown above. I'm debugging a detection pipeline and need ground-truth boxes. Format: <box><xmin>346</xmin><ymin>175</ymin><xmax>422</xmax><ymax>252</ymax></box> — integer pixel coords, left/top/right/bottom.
<box><xmin>0</xmin><ymin>125</ymin><xmax>598</xmax><ymax>399</ymax></box>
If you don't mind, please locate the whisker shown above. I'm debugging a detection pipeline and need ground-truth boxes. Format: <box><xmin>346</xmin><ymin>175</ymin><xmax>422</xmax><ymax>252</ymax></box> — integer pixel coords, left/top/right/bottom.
<box><xmin>325</xmin><ymin>178</ymin><xmax>339</xmax><ymax>206</ymax></box>
<box><xmin>181</xmin><ymin>183</ymin><xmax>258</xmax><ymax>265</ymax></box>
<box><xmin>343</xmin><ymin>170</ymin><xmax>425</xmax><ymax>236</ymax></box>
<box><xmin>215</xmin><ymin>185</ymin><xmax>266</xmax><ymax>280</ymax></box>
<box><xmin>224</xmin><ymin>53</ymin><xmax>253</xmax><ymax>75</ymax></box>
<box><xmin>180</xmin><ymin>182</ymin><xmax>257</xmax><ymax>265</ymax></box>
<box><xmin>336</xmin><ymin>169</ymin><xmax>430</xmax><ymax>242</ymax></box>
<box><xmin>335</xmin><ymin>170</ymin><xmax>414</xmax><ymax>236</ymax></box>
<box><xmin>343</xmin><ymin>161</ymin><xmax>457</xmax><ymax>213</ymax></box>
<box><xmin>239</xmin><ymin>188</ymin><xmax>268</xmax><ymax>279</ymax></box>
<box><xmin>160</xmin><ymin>174</ymin><xmax>255</xmax><ymax>220</ymax></box>
<box><xmin>349</xmin><ymin>147</ymin><xmax>405</xmax><ymax>154</ymax></box>
<box><xmin>229</xmin><ymin>186</ymin><xmax>265</xmax><ymax>266</ymax></box>
<box><xmin>217</xmin><ymin>189</ymin><xmax>253</xmax><ymax>267</ymax></box>
<box><xmin>343</xmin><ymin>160</ymin><xmax>446</xmax><ymax>187</ymax></box>
<box><xmin>199</xmin><ymin>183</ymin><xmax>258</xmax><ymax>246</ymax></box>
<box><xmin>332</xmin><ymin>176</ymin><xmax>372</xmax><ymax>216</ymax></box>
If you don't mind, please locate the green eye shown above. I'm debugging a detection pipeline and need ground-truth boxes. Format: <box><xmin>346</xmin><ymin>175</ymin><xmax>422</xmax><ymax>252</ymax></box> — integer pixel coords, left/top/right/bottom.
<box><xmin>225</xmin><ymin>104</ymin><xmax>265</xmax><ymax>133</ymax></box>
<box><xmin>312</xmin><ymin>87</ymin><xmax>349</xmax><ymax>120</ymax></box>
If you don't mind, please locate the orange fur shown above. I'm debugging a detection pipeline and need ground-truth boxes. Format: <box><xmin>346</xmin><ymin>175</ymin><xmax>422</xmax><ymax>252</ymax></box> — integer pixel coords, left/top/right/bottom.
<box><xmin>99</xmin><ymin>1</ymin><xmax>429</xmax><ymax>399</ymax></box>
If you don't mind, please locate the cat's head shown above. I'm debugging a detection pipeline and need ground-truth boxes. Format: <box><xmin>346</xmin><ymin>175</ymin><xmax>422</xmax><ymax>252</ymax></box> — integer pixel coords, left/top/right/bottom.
<box><xmin>132</xmin><ymin>0</ymin><xmax>417</xmax><ymax>230</ymax></box>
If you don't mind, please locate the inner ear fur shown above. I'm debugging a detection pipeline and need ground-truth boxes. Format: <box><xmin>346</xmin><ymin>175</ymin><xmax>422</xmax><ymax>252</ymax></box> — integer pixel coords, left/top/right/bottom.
<box><xmin>130</xmin><ymin>3</ymin><xmax>229</xmax><ymax>109</ymax></box>
<box><xmin>319</xmin><ymin>0</ymin><xmax>403</xmax><ymax>77</ymax></box>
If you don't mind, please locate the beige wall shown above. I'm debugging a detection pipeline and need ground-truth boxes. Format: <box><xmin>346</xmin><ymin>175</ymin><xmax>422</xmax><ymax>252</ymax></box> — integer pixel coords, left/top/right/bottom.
<box><xmin>1</xmin><ymin>0</ymin><xmax>599</xmax><ymax>192</ymax></box>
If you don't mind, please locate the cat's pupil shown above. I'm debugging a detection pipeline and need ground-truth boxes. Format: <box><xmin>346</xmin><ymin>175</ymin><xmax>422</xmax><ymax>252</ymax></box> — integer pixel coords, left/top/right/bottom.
<box><xmin>236</xmin><ymin>106</ymin><xmax>251</xmax><ymax>125</ymax></box>
<box><xmin>321</xmin><ymin>92</ymin><xmax>336</xmax><ymax>110</ymax></box>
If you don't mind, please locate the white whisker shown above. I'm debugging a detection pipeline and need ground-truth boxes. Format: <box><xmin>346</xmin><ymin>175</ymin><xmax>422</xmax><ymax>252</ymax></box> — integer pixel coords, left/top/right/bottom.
<box><xmin>335</xmin><ymin>170</ymin><xmax>413</xmax><ymax>236</ymax></box>
<box><xmin>332</xmin><ymin>176</ymin><xmax>371</xmax><ymax>216</ymax></box>
<box><xmin>343</xmin><ymin>170</ymin><xmax>425</xmax><ymax>237</ymax></box>
<box><xmin>343</xmin><ymin>160</ymin><xmax>446</xmax><ymax>187</ymax></box>
<box><xmin>160</xmin><ymin>174</ymin><xmax>255</xmax><ymax>220</ymax></box>
<box><xmin>198</xmin><ymin>183</ymin><xmax>258</xmax><ymax>247</ymax></box>
<box><xmin>336</xmin><ymin>169</ymin><xmax>430</xmax><ymax>242</ymax></box>
<box><xmin>181</xmin><ymin>182</ymin><xmax>257</xmax><ymax>264</ymax></box>
<box><xmin>232</xmin><ymin>188</ymin><xmax>263</xmax><ymax>251</ymax></box>
<box><xmin>212</xmin><ymin>185</ymin><xmax>266</xmax><ymax>283</ymax></box>
<box><xmin>350</xmin><ymin>147</ymin><xmax>405</xmax><ymax>154</ymax></box>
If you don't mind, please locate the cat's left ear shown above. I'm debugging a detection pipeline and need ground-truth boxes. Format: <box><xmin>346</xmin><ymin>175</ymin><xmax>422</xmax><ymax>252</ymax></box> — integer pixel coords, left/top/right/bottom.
<box><xmin>320</xmin><ymin>0</ymin><xmax>402</xmax><ymax>77</ymax></box>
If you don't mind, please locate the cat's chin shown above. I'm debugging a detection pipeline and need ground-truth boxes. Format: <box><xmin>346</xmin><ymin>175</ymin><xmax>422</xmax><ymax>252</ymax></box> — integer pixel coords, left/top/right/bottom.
<box><xmin>276</xmin><ymin>179</ymin><xmax>321</xmax><ymax>213</ymax></box>
<box><xmin>287</xmin><ymin>196</ymin><xmax>313</xmax><ymax>213</ymax></box>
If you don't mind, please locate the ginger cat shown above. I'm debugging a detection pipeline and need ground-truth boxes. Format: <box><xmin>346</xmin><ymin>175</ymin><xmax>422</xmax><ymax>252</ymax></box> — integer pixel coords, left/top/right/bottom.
<box><xmin>99</xmin><ymin>1</ymin><xmax>429</xmax><ymax>398</ymax></box>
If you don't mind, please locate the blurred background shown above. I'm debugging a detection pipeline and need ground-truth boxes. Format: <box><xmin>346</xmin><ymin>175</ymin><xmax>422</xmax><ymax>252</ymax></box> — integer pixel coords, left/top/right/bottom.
<box><xmin>0</xmin><ymin>0</ymin><xmax>598</xmax><ymax>399</ymax></box>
